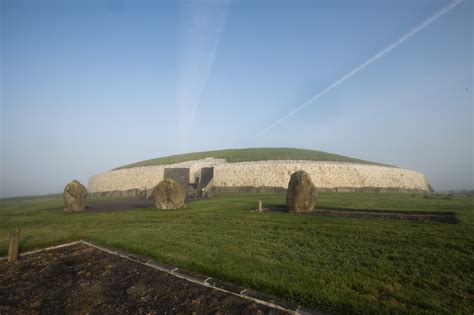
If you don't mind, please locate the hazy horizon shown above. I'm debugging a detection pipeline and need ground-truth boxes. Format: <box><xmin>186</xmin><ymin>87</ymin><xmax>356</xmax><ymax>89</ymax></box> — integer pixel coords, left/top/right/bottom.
<box><xmin>1</xmin><ymin>0</ymin><xmax>472</xmax><ymax>198</ymax></box>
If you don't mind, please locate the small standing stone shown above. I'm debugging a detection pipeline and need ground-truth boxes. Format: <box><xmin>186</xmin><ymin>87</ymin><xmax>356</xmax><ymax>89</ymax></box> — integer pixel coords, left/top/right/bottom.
<box><xmin>8</xmin><ymin>228</ymin><xmax>20</xmax><ymax>262</ymax></box>
<box><xmin>286</xmin><ymin>171</ymin><xmax>317</xmax><ymax>212</ymax></box>
<box><xmin>257</xmin><ymin>200</ymin><xmax>263</xmax><ymax>212</ymax></box>
<box><xmin>64</xmin><ymin>180</ymin><xmax>88</xmax><ymax>212</ymax></box>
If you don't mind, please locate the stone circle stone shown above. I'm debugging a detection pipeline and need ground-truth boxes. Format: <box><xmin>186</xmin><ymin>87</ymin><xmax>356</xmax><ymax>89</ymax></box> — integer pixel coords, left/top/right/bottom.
<box><xmin>286</xmin><ymin>170</ymin><xmax>317</xmax><ymax>212</ymax></box>
<box><xmin>64</xmin><ymin>180</ymin><xmax>88</xmax><ymax>212</ymax></box>
<box><xmin>151</xmin><ymin>179</ymin><xmax>186</xmax><ymax>209</ymax></box>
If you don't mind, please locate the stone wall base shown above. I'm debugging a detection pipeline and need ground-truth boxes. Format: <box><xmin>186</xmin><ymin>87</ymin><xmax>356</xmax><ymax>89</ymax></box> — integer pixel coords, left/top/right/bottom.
<box><xmin>88</xmin><ymin>189</ymin><xmax>146</xmax><ymax>198</ymax></box>
<box><xmin>211</xmin><ymin>186</ymin><xmax>428</xmax><ymax>195</ymax></box>
<box><xmin>88</xmin><ymin>186</ymin><xmax>429</xmax><ymax>199</ymax></box>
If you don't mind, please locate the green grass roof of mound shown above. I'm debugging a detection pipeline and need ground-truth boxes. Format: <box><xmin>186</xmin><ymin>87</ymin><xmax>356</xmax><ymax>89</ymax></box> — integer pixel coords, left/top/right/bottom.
<box><xmin>116</xmin><ymin>147</ymin><xmax>388</xmax><ymax>169</ymax></box>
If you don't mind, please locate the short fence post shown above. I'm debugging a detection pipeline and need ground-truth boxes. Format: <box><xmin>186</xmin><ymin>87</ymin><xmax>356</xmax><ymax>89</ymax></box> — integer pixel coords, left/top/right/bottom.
<box><xmin>8</xmin><ymin>228</ymin><xmax>20</xmax><ymax>262</ymax></box>
<box><xmin>257</xmin><ymin>200</ymin><xmax>263</xmax><ymax>212</ymax></box>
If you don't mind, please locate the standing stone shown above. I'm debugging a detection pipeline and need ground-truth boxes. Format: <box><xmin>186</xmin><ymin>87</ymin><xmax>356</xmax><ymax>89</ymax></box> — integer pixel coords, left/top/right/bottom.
<box><xmin>8</xmin><ymin>228</ymin><xmax>20</xmax><ymax>262</ymax></box>
<box><xmin>286</xmin><ymin>171</ymin><xmax>317</xmax><ymax>212</ymax></box>
<box><xmin>152</xmin><ymin>179</ymin><xmax>186</xmax><ymax>209</ymax></box>
<box><xmin>64</xmin><ymin>180</ymin><xmax>88</xmax><ymax>212</ymax></box>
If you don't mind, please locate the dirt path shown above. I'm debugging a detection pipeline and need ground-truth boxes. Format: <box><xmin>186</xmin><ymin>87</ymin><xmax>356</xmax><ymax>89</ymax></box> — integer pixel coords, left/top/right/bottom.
<box><xmin>86</xmin><ymin>198</ymin><xmax>154</xmax><ymax>212</ymax></box>
<box><xmin>267</xmin><ymin>206</ymin><xmax>457</xmax><ymax>223</ymax></box>
<box><xmin>85</xmin><ymin>199</ymin><xmax>457</xmax><ymax>224</ymax></box>
<box><xmin>312</xmin><ymin>209</ymin><xmax>457</xmax><ymax>223</ymax></box>
<box><xmin>85</xmin><ymin>197</ymin><xmax>203</xmax><ymax>212</ymax></box>
<box><xmin>0</xmin><ymin>244</ymin><xmax>289</xmax><ymax>314</ymax></box>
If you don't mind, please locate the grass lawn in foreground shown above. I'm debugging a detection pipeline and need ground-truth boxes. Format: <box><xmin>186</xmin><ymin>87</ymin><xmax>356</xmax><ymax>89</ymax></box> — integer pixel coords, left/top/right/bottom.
<box><xmin>1</xmin><ymin>193</ymin><xmax>473</xmax><ymax>314</ymax></box>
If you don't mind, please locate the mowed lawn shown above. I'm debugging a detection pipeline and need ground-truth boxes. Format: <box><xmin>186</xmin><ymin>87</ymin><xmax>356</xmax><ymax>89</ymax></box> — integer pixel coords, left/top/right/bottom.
<box><xmin>1</xmin><ymin>193</ymin><xmax>473</xmax><ymax>314</ymax></box>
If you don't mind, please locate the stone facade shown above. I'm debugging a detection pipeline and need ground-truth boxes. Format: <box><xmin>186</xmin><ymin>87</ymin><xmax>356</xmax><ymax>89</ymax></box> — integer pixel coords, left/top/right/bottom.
<box><xmin>87</xmin><ymin>158</ymin><xmax>225</xmax><ymax>193</ymax></box>
<box><xmin>213</xmin><ymin>161</ymin><xmax>430</xmax><ymax>191</ymax></box>
<box><xmin>88</xmin><ymin>165</ymin><xmax>164</xmax><ymax>193</ymax></box>
<box><xmin>87</xmin><ymin>159</ymin><xmax>431</xmax><ymax>194</ymax></box>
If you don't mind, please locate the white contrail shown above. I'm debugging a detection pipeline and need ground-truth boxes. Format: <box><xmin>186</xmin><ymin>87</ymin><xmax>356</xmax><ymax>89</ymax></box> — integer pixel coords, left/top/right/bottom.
<box><xmin>256</xmin><ymin>0</ymin><xmax>464</xmax><ymax>137</ymax></box>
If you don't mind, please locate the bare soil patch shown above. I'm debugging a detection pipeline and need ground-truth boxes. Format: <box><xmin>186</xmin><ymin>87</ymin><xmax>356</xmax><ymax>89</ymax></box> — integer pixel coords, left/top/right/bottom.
<box><xmin>0</xmin><ymin>244</ymin><xmax>288</xmax><ymax>314</ymax></box>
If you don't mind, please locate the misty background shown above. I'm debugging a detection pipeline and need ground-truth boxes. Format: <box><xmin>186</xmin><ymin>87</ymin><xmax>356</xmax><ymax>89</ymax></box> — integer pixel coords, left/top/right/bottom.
<box><xmin>1</xmin><ymin>0</ymin><xmax>472</xmax><ymax>198</ymax></box>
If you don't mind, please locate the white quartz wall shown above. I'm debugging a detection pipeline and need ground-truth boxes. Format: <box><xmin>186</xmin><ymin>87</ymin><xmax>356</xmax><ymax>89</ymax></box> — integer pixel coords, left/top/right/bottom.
<box><xmin>88</xmin><ymin>158</ymin><xmax>225</xmax><ymax>192</ymax></box>
<box><xmin>88</xmin><ymin>160</ymin><xmax>430</xmax><ymax>192</ymax></box>
<box><xmin>88</xmin><ymin>166</ymin><xmax>165</xmax><ymax>192</ymax></box>
<box><xmin>212</xmin><ymin>161</ymin><xmax>430</xmax><ymax>190</ymax></box>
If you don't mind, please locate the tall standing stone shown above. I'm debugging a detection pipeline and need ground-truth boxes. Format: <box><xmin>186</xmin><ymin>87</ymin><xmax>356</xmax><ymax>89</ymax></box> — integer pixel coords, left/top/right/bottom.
<box><xmin>286</xmin><ymin>171</ymin><xmax>317</xmax><ymax>212</ymax></box>
<box><xmin>152</xmin><ymin>179</ymin><xmax>186</xmax><ymax>209</ymax></box>
<box><xmin>64</xmin><ymin>180</ymin><xmax>88</xmax><ymax>212</ymax></box>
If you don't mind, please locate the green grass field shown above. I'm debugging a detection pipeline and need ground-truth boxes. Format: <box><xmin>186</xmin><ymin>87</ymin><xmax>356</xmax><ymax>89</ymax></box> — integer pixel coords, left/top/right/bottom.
<box><xmin>117</xmin><ymin>147</ymin><xmax>384</xmax><ymax>169</ymax></box>
<box><xmin>1</xmin><ymin>193</ymin><xmax>473</xmax><ymax>314</ymax></box>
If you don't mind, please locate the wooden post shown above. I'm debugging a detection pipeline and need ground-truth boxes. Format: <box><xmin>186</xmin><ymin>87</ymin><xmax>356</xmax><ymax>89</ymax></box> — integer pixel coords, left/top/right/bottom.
<box><xmin>257</xmin><ymin>200</ymin><xmax>263</xmax><ymax>212</ymax></box>
<box><xmin>8</xmin><ymin>228</ymin><xmax>20</xmax><ymax>262</ymax></box>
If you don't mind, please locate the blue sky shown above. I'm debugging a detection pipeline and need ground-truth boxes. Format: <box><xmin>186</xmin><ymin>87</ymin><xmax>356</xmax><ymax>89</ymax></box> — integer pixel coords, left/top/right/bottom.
<box><xmin>1</xmin><ymin>0</ymin><xmax>472</xmax><ymax>197</ymax></box>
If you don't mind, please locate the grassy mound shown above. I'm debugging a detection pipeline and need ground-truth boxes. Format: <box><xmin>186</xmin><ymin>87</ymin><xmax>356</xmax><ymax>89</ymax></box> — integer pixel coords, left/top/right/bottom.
<box><xmin>116</xmin><ymin>147</ymin><xmax>384</xmax><ymax>169</ymax></box>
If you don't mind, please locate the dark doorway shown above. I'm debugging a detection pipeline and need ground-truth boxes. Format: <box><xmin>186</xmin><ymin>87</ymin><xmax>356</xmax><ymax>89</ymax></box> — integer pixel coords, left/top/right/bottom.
<box><xmin>200</xmin><ymin>167</ymin><xmax>214</xmax><ymax>188</ymax></box>
<box><xmin>164</xmin><ymin>168</ymin><xmax>190</xmax><ymax>188</ymax></box>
